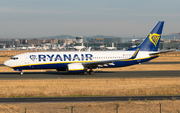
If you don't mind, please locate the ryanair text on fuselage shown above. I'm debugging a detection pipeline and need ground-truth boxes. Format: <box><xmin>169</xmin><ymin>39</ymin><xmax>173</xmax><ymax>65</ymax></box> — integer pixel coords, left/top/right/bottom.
<box><xmin>31</xmin><ymin>54</ymin><xmax>93</xmax><ymax>62</ymax></box>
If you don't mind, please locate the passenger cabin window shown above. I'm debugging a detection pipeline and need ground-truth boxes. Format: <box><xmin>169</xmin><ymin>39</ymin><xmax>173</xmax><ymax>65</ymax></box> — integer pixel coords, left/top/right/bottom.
<box><xmin>11</xmin><ymin>57</ymin><xmax>18</xmax><ymax>60</ymax></box>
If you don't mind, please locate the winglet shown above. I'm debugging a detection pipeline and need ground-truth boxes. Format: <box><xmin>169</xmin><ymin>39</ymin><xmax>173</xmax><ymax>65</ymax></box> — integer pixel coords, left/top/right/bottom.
<box><xmin>130</xmin><ymin>48</ymin><xmax>139</xmax><ymax>59</ymax></box>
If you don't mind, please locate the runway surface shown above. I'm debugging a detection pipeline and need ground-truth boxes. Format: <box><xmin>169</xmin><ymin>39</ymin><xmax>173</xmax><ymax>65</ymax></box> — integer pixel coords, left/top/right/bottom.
<box><xmin>0</xmin><ymin>71</ymin><xmax>180</xmax><ymax>79</ymax></box>
<box><xmin>0</xmin><ymin>95</ymin><xmax>179</xmax><ymax>103</ymax></box>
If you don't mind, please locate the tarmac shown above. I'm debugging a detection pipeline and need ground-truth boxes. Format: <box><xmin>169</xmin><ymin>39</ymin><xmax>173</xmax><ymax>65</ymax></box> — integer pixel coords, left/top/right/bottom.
<box><xmin>0</xmin><ymin>67</ymin><xmax>180</xmax><ymax>103</ymax></box>
<box><xmin>0</xmin><ymin>95</ymin><xmax>180</xmax><ymax>103</ymax></box>
<box><xmin>0</xmin><ymin>61</ymin><xmax>180</xmax><ymax>79</ymax></box>
<box><xmin>0</xmin><ymin>71</ymin><xmax>180</xmax><ymax>79</ymax></box>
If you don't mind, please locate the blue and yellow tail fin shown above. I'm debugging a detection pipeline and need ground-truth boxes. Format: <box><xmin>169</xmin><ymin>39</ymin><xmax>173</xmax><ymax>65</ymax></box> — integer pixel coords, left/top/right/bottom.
<box><xmin>128</xmin><ymin>21</ymin><xmax>164</xmax><ymax>51</ymax></box>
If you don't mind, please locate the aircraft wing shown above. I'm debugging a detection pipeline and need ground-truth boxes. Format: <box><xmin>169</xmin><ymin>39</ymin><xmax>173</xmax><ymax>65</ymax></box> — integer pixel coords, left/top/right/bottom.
<box><xmin>82</xmin><ymin>58</ymin><xmax>126</xmax><ymax>68</ymax></box>
<box><xmin>83</xmin><ymin>48</ymin><xmax>139</xmax><ymax>68</ymax></box>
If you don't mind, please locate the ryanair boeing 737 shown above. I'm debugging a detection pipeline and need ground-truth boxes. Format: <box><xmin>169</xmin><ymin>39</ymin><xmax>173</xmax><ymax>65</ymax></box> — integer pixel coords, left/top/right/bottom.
<box><xmin>4</xmin><ymin>21</ymin><xmax>165</xmax><ymax>75</ymax></box>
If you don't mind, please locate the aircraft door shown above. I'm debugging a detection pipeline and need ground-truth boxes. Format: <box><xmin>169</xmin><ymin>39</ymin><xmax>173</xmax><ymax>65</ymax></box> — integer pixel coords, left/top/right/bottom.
<box><xmin>24</xmin><ymin>54</ymin><xmax>29</xmax><ymax>64</ymax></box>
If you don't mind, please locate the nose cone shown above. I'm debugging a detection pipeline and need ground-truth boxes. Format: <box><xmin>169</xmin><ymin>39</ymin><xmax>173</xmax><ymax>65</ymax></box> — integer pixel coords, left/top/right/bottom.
<box><xmin>4</xmin><ymin>60</ymin><xmax>11</xmax><ymax>67</ymax></box>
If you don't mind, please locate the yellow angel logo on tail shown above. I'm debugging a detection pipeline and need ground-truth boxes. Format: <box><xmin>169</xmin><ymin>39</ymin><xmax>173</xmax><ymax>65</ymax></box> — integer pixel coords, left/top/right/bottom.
<box><xmin>148</xmin><ymin>33</ymin><xmax>161</xmax><ymax>47</ymax></box>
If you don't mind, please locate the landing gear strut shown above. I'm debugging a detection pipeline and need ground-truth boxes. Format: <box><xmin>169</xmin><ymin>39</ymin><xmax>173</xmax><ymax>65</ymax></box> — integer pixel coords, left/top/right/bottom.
<box><xmin>82</xmin><ymin>69</ymin><xmax>88</xmax><ymax>75</ymax></box>
<box><xmin>89</xmin><ymin>69</ymin><xmax>94</xmax><ymax>75</ymax></box>
<box><xmin>20</xmin><ymin>71</ymin><xmax>23</xmax><ymax>75</ymax></box>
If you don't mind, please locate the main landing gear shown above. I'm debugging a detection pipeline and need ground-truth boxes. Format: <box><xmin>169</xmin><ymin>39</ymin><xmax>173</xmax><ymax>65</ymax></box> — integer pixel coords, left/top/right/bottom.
<box><xmin>88</xmin><ymin>69</ymin><xmax>94</xmax><ymax>75</ymax></box>
<box><xmin>83</xmin><ymin>69</ymin><xmax>94</xmax><ymax>75</ymax></box>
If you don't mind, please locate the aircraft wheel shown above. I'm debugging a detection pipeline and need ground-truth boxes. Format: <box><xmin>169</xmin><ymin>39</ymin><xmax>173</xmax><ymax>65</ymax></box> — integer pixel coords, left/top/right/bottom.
<box><xmin>83</xmin><ymin>69</ymin><xmax>88</xmax><ymax>74</ymax></box>
<box><xmin>20</xmin><ymin>71</ymin><xmax>23</xmax><ymax>75</ymax></box>
<box><xmin>83</xmin><ymin>71</ymin><xmax>87</xmax><ymax>74</ymax></box>
<box><xmin>89</xmin><ymin>70</ymin><xmax>94</xmax><ymax>75</ymax></box>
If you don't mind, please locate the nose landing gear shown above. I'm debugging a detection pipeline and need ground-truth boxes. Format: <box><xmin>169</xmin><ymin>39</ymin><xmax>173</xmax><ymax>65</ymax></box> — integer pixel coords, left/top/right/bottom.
<box><xmin>14</xmin><ymin>69</ymin><xmax>23</xmax><ymax>75</ymax></box>
<box><xmin>20</xmin><ymin>71</ymin><xmax>23</xmax><ymax>75</ymax></box>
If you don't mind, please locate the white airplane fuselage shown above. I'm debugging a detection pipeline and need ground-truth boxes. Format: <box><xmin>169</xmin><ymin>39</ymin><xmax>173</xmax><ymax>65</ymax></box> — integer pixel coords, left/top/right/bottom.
<box><xmin>4</xmin><ymin>51</ymin><xmax>157</xmax><ymax>70</ymax></box>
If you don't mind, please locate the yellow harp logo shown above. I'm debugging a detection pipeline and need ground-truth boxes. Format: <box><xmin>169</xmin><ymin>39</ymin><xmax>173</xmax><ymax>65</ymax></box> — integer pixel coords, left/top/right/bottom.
<box><xmin>149</xmin><ymin>33</ymin><xmax>161</xmax><ymax>47</ymax></box>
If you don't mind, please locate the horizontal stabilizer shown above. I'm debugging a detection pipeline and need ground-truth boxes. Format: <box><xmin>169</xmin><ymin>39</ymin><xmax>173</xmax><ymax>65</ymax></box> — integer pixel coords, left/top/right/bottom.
<box><xmin>149</xmin><ymin>50</ymin><xmax>175</xmax><ymax>55</ymax></box>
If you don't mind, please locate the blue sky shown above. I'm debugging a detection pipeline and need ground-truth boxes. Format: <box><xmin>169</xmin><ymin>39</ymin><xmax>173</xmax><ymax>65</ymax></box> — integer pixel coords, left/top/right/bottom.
<box><xmin>0</xmin><ymin>0</ymin><xmax>180</xmax><ymax>38</ymax></box>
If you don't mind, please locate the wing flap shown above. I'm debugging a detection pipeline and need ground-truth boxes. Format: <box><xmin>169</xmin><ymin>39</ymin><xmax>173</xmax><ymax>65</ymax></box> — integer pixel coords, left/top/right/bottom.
<box><xmin>83</xmin><ymin>58</ymin><xmax>126</xmax><ymax>68</ymax></box>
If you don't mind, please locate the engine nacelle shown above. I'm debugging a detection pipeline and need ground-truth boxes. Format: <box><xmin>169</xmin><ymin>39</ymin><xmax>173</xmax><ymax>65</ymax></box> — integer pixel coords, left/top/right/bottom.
<box><xmin>66</xmin><ymin>63</ymin><xmax>85</xmax><ymax>73</ymax></box>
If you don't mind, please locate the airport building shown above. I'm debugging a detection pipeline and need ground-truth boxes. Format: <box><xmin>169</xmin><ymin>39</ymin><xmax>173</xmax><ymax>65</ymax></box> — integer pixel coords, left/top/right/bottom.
<box><xmin>0</xmin><ymin>39</ymin><xmax>20</xmax><ymax>47</ymax></box>
<box><xmin>75</xmin><ymin>36</ymin><xmax>84</xmax><ymax>46</ymax></box>
<box><xmin>27</xmin><ymin>39</ymin><xmax>44</xmax><ymax>46</ymax></box>
<box><xmin>20</xmin><ymin>39</ymin><xmax>28</xmax><ymax>44</ymax></box>
<box><xmin>50</xmin><ymin>39</ymin><xmax>58</xmax><ymax>44</ymax></box>
<box><xmin>76</xmin><ymin>36</ymin><xmax>83</xmax><ymax>43</ymax></box>
<box><xmin>87</xmin><ymin>37</ymin><xmax>124</xmax><ymax>44</ymax></box>
<box><xmin>0</xmin><ymin>35</ymin><xmax>180</xmax><ymax>50</ymax></box>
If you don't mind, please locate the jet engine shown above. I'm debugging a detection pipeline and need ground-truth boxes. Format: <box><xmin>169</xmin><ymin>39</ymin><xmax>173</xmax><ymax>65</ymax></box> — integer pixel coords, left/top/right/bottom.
<box><xmin>66</xmin><ymin>63</ymin><xmax>85</xmax><ymax>73</ymax></box>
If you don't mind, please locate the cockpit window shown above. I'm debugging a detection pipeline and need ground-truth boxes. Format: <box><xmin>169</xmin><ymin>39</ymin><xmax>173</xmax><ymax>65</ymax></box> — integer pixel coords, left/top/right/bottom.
<box><xmin>11</xmin><ymin>57</ymin><xmax>18</xmax><ymax>60</ymax></box>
